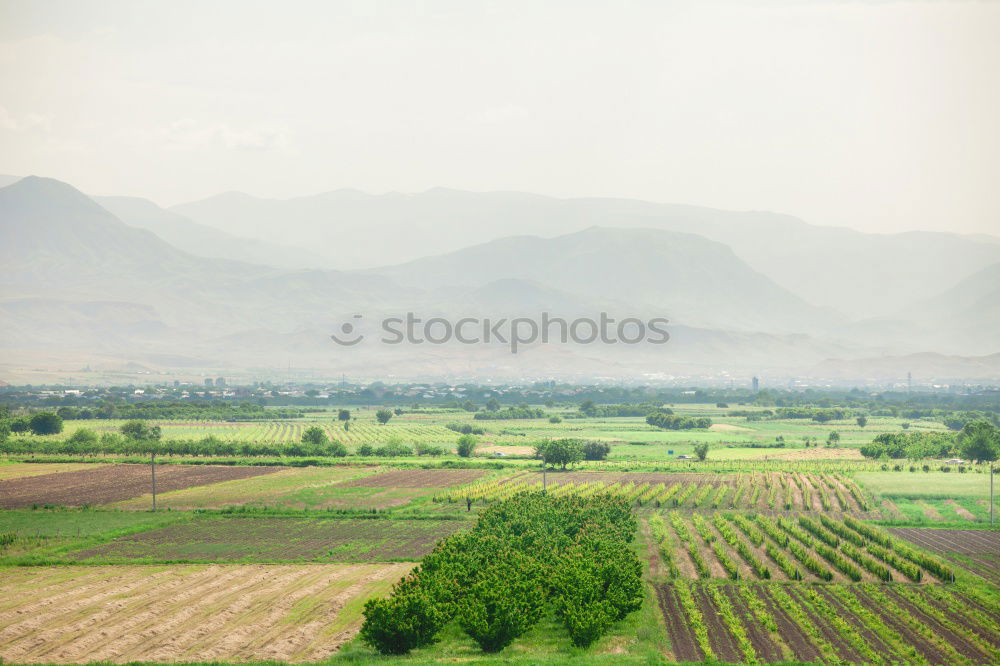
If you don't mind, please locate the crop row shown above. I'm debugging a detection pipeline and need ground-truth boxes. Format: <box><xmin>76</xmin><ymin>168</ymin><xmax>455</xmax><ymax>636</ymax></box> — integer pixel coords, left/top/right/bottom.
<box><xmin>655</xmin><ymin>511</ymin><xmax>955</xmax><ymax>584</ymax></box>
<box><xmin>659</xmin><ymin>581</ymin><xmax>999</xmax><ymax>665</ymax></box>
<box><xmin>436</xmin><ymin>473</ymin><xmax>866</xmax><ymax>514</ymax></box>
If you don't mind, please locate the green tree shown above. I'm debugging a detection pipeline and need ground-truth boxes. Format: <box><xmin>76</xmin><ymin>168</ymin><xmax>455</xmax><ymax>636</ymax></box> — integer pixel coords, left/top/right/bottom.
<box><xmin>485</xmin><ymin>398</ymin><xmax>500</xmax><ymax>411</ymax></box>
<box><xmin>693</xmin><ymin>442</ymin><xmax>709</xmax><ymax>461</ymax></box>
<box><xmin>827</xmin><ymin>431</ymin><xmax>840</xmax><ymax>447</ymax></box>
<box><xmin>301</xmin><ymin>426</ymin><xmax>328</xmax><ymax>445</ymax></box>
<box><xmin>67</xmin><ymin>428</ymin><xmax>98</xmax><ymax>445</ymax></box>
<box><xmin>337</xmin><ymin>409</ymin><xmax>351</xmax><ymax>422</ymax></box>
<box><xmin>582</xmin><ymin>441</ymin><xmax>611</xmax><ymax>461</ymax></box>
<box><xmin>28</xmin><ymin>411</ymin><xmax>63</xmax><ymax>435</ymax></box>
<box><xmin>856</xmin><ymin>415</ymin><xmax>868</xmax><ymax>428</ymax></box>
<box><xmin>456</xmin><ymin>434</ymin><xmax>478</xmax><ymax>458</ymax></box>
<box><xmin>458</xmin><ymin>554</ymin><xmax>545</xmax><ymax>652</ymax></box>
<box><xmin>538</xmin><ymin>438</ymin><xmax>584</xmax><ymax>469</ymax></box>
<box><xmin>958</xmin><ymin>420</ymin><xmax>1000</xmax><ymax>462</ymax></box>
<box><xmin>376</xmin><ymin>409</ymin><xmax>393</xmax><ymax>425</ymax></box>
<box><xmin>120</xmin><ymin>420</ymin><xmax>161</xmax><ymax>441</ymax></box>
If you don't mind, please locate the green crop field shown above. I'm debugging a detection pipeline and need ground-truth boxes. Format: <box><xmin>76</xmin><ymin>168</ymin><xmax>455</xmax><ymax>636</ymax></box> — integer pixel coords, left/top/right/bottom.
<box><xmin>2</xmin><ymin>396</ymin><xmax>997</xmax><ymax>665</ymax></box>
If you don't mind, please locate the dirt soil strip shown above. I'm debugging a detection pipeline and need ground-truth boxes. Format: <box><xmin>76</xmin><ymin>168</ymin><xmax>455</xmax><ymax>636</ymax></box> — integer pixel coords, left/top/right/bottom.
<box><xmin>0</xmin><ymin>564</ymin><xmax>411</xmax><ymax>664</ymax></box>
<box><xmin>0</xmin><ymin>464</ymin><xmax>283</xmax><ymax>508</ymax></box>
<box><xmin>720</xmin><ymin>586</ymin><xmax>784</xmax><ymax>663</ymax></box>
<box><xmin>755</xmin><ymin>587</ymin><xmax>823</xmax><ymax>664</ymax></box>
<box><xmin>338</xmin><ymin>468</ymin><xmax>486</xmax><ymax>488</ymax></box>
<box><xmin>653</xmin><ymin>584</ymin><xmax>703</xmax><ymax>663</ymax></box>
<box><xmin>692</xmin><ymin>586</ymin><xmax>742</xmax><ymax>663</ymax></box>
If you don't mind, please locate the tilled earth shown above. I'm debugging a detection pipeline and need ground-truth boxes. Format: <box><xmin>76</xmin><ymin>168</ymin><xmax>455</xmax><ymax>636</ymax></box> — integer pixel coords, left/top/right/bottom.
<box><xmin>0</xmin><ymin>464</ymin><xmax>283</xmax><ymax>508</ymax></box>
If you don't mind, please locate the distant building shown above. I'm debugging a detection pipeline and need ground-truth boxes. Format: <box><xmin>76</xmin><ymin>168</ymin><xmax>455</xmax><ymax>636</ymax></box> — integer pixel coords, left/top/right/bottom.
<box><xmin>216</xmin><ymin>377</ymin><xmax>226</xmax><ymax>387</ymax></box>
<box><xmin>752</xmin><ymin>376</ymin><xmax>759</xmax><ymax>392</ymax></box>
<box><xmin>204</xmin><ymin>378</ymin><xmax>214</xmax><ymax>387</ymax></box>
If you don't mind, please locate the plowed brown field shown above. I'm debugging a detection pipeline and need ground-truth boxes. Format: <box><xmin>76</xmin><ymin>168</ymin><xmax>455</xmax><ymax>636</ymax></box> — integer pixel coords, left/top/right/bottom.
<box><xmin>0</xmin><ymin>464</ymin><xmax>283</xmax><ymax>508</ymax></box>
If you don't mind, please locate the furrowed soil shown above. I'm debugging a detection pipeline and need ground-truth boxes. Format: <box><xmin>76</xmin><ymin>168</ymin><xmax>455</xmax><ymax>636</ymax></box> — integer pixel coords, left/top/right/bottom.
<box><xmin>720</xmin><ymin>586</ymin><xmax>785</xmax><ymax>662</ymax></box>
<box><xmin>338</xmin><ymin>468</ymin><xmax>486</xmax><ymax>488</ymax></box>
<box><xmin>890</xmin><ymin>528</ymin><xmax>1000</xmax><ymax>584</ymax></box>
<box><xmin>652</xmin><ymin>584</ymin><xmax>702</xmax><ymax>663</ymax></box>
<box><xmin>692</xmin><ymin>586</ymin><xmax>741</xmax><ymax>662</ymax></box>
<box><xmin>0</xmin><ymin>563</ymin><xmax>411</xmax><ymax>663</ymax></box>
<box><xmin>0</xmin><ymin>464</ymin><xmax>283</xmax><ymax>508</ymax></box>
<box><xmin>67</xmin><ymin>515</ymin><xmax>470</xmax><ymax>562</ymax></box>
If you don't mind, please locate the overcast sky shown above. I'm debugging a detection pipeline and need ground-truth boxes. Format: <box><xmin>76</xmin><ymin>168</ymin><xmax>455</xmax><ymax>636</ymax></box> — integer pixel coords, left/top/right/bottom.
<box><xmin>0</xmin><ymin>0</ymin><xmax>997</xmax><ymax>235</ymax></box>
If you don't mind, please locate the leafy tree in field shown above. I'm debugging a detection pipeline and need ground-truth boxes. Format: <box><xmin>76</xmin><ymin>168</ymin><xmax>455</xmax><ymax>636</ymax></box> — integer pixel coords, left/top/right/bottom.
<box><xmin>376</xmin><ymin>442</ymin><xmax>412</xmax><ymax>456</ymax></box>
<box><xmin>456</xmin><ymin>434</ymin><xmax>478</xmax><ymax>458</ymax></box>
<box><xmin>67</xmin><ymin>428</ymin><xmax>98</xmax><ymax>445</ymax></box>
<box><xmin>856</xmin><ymin>415</ymin><xmax>868</xmax><ymax>428</ymax></box>
<box><xmin>360</xmin><ymin>583</ymin><xmax>447</xmax><ymax>655</ymax></box>
<box><xmin>827</xmin><ymin>431</ymin><xmax>840</xmax><ymax>447</ymax></box>
<box><xmin>548</xmin><ymin>415</ymin><xmax>562</xmax><ymax>424</ymax></box>
<box><xmin>29</xmin><ymin>411</ymin><xmax>63</xmax><ymax>435</ymax></box>
<box><xmin>693</xmin><ymin>442</ymin><xmax>709</xmax><ymax>461</ymax></box>
<box><xmin>9</xmin><ymin>417</ymin><xmax>30</xmax><ymax>434</ymax></box>
<box><xmin>537</xmin><ymin>438</ymin><xmax>584</xmax><ymax>469</ymax></box>
<box><xmin>485</xmin><ymin>398</ymin><xmax>500</xmax><ymax>412</ymax></box>
<box><xmin>0</xmin><ymin>420</ymin><xmax>10</xmax><ymax>443</ymax></box>
<box><xmin>120</xmin><ymin>420</ymin><xmax>160</xmax><ymax>441</ymax></box>
<box><xmin>582</xmin><ymin>441</ymin><xmax>611</xmax><ymax>461</ymax></box>
<box><xmin>375</xmin><ymin>409</ymin><xmax>393</xmax><ymax>425</ymax></box>
<box><xmin>337</xmin><ymin>409</ymin><xmax>351</xmax><ymax>422</ymax></box>
<box><xmin>394</xmin><ymin>408</ymin><xmax>404</xmax><ymax>416</ymax></box>
<box><xmin>459</xmin><ymin>553</ymin><xmax>546</xmax><ymax>652</ymax></box>
<box><xmin>301</xmin><ymin>426</ymin><xmax>328</xmax><ymax>445</ymax></box>
<box><xmin>357</xmin><ymin>443</ymin><xmax>375</xmax><ymax>456</ymax></box>
<box><xmin>958</xmin><ymin>420</ymin><xmax>1000</xmax><ymax>462</ymax></box>
<box><xmin>579</xmin><ymin>400</ymin><xmax>595</xmax><ymax>415</ymax></box>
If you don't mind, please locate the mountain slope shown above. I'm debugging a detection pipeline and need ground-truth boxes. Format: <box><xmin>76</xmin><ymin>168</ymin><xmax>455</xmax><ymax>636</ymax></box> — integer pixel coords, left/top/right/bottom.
<box><xmin>171</xmin><ymin>188</ymin><xmax>1000</xmax><ymax>317</ymax></box>
<box><xmin>95</xmin><ymin>195</ymin><xmax>330</xmax><ymax>270</ymax></box>
<box><xmin>370</xmin><ymin>227</ymin><xmax>838</xmax><ymax>335</ymax></box>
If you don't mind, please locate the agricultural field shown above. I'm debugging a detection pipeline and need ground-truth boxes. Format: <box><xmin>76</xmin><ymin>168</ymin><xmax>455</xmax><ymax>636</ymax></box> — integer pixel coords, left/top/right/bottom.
<box><xmin>1</xmin><ymin>401</ymin><xmax>997</xmax><ymax>664</ymax></box>
<box><xmin>890</xmin><ymin>528</ymin><xmax>1000</xmax><ymax>584</ymax></box>
<box><xmin>436</xmin><ymin>471</ymin><xmax>876</xmax><ymax>517</ymax></box>
<box><xmin>0</xmin><ymin>464</ymin><xmax>282</xmax><ymax>509</ymax></box>
<box><xmin>64</xmin><ymin>515</ymin><xmax>470</xmax><ymax>563</ymax></box>
<box><xmin>0</xmin><ymin>563</ymin><xmax>412</xmax><ymax>663</ymax></box>
<box><xmin>21</xmin><ymin>403</ymin><xmax>954</xmax><ymax>463</ymax></box>
<box><xmin>654</xmin><ymin>581</ymin><xmax>999</xmax><ymax>664</ymax></box>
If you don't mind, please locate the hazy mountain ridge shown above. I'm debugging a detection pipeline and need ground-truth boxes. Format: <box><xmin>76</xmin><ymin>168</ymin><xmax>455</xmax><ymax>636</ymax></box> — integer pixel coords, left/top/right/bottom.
<box><xmin>95</xmin><ymin>195</ymin><xmax>331</xmax><ymax>270</ymax></box>
<box><xmin>1</xmin><ymin>176</ymin><xmax>996</xmax><ymax>382</ymax></box>
<box><xmin>170</xmin><ymin>187</ymin><xmax>1000</xmax><ymax>319</ymax></box>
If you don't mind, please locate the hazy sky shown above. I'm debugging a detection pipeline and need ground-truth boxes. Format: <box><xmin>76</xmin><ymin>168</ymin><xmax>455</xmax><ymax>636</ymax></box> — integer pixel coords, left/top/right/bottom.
<box><xmin>1</xmin><ymin>0</ymin><xmax>998</xmax><ymax>235</ymax></box>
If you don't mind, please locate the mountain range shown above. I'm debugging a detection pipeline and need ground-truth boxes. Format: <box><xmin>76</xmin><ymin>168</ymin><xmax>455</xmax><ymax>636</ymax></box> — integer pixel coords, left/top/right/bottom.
<box><xmin>1</xmin><ymin>174</ymin><xmax>998</xmax><ymax>383</ymax></box>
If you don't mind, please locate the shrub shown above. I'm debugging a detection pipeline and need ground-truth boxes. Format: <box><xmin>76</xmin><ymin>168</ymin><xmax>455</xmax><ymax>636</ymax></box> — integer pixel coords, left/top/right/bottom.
<box><xmin>582</xmin><ymin>441</ymin><xmax>611</xmax><ymax>461</ymax></box>
<box><xmin>456</xmin><ymin>434</ymin><xmax>478</xmax><ymax>458</ymax></box>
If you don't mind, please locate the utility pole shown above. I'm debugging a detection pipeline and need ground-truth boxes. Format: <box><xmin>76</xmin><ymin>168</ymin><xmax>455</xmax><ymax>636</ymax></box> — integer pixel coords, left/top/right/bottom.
<box><xmin>151</xmin><ymin>451</ymin><xmax>157</xmax><ymax>512</ymax></box>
